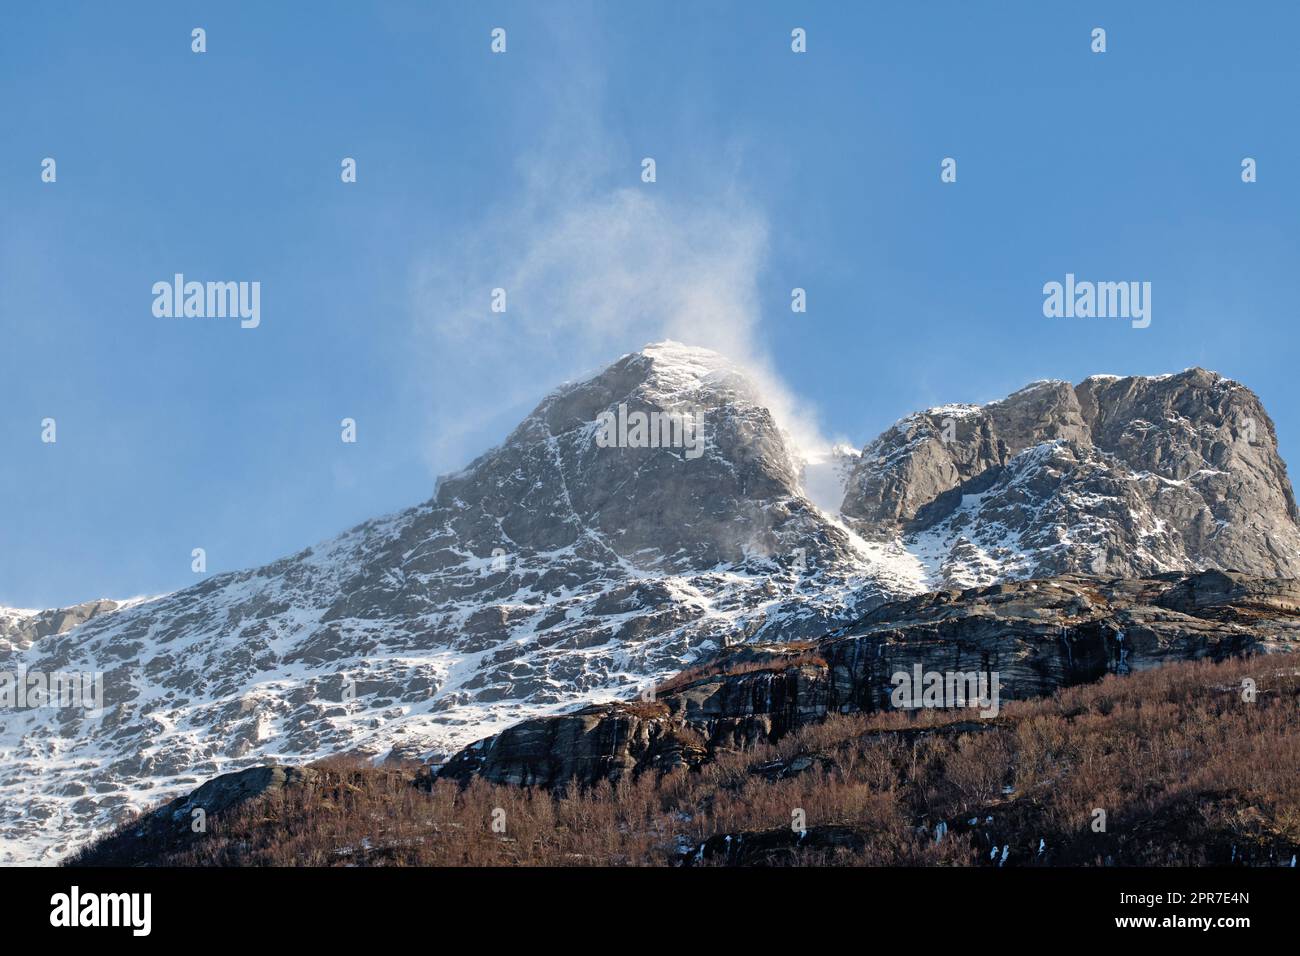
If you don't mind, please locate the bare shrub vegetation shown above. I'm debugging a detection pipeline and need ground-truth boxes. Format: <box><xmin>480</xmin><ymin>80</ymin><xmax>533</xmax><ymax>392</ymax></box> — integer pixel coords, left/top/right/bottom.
<box><xmin>68</xmin><ymin>653</ymin><xmax>1300</xmax><ymax>867</ymax></box>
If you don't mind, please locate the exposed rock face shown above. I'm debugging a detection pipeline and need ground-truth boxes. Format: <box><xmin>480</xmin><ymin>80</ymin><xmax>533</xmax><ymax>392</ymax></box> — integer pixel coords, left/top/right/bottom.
<box><xmin>842</xmin><ymin>380</ymin><xmax>1090</xmax><ymax>529</ymax></box>
<box><xmin>842</xmin><ymin>369</ymin><xmax>1300</xmax><ymax>585</ymax></box>
<box><xmin>440</xmin><ymin>570</ymin><xmax>1300</xmax><ymax>789</ymax></box>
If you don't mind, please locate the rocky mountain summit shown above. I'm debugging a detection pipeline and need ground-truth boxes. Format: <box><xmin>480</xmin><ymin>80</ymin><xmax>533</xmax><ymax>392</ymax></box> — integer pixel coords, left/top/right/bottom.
<box><xmin>438</xmin><ymin>569</ymin><xmax>1300</xmax><ymax>788</ymax></box>
<box><xmin>4</xmin><ymin>345</ymin><xmax>1299</xmax><ymax>864</ymax></box>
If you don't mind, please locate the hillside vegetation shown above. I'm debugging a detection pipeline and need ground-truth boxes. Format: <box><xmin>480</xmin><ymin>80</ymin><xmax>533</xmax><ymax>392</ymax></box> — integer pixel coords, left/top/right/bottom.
<box><xmin>69</xmin><ymin>652</ymin><xmax>1300</xmax><ymax>867</ymax></box>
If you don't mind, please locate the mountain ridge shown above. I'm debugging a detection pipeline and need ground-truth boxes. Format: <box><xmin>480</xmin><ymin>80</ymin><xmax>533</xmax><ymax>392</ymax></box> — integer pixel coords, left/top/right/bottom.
<box><xmin>3</xmin><ymin>343</ymin><xmax>1298</xmax><ymax>864</ymax></box>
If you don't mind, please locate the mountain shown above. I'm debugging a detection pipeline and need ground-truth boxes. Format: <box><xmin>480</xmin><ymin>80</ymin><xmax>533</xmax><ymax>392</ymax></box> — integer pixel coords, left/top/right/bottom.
<box><xmin>4</xmin><ymin>345</ymin><xmax>1299</xmax><ymax>864</ymax></box>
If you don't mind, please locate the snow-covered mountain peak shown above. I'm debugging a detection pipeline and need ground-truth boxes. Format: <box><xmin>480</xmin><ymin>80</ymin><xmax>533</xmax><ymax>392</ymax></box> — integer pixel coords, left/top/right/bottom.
<box><xmin>0</xmin><ymin>343</ymin><xmax>912</xmax><ymax>865</ymax></box>
<box><xmin>636</xmin><ymin>339</ymin><xmax>744</xmax><ymax>380</ymax></box>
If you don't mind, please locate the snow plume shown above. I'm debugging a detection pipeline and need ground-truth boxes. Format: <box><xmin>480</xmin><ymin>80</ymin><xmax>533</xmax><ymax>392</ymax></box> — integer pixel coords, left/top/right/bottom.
<box><xmin>409</xmin><ymin>186</ymin><xmax>802</xmax><ymax>464</ymax></box>
<box><xmin>406</xmin><ymin>20</ymin><xmax>831</xmax><ymax>488</ymax></box>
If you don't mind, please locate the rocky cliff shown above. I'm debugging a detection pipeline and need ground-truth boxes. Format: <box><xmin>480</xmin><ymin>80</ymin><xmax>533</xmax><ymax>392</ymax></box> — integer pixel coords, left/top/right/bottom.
<box><xmin>439</xmin><ymin>569</ymin><xmax>1300</xmax><ymax>788</ymax></box>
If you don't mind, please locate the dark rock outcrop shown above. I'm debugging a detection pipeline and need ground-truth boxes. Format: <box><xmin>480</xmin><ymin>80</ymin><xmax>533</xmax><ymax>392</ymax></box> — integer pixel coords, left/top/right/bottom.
<box><xmin>67</xmin><ymin>765</ymin><xmax>317</xmax><ymax>866</ymax></box>
<box><xmin>440</xmin><ymin>570</ymin><xmax>1300</xmax><ymax>789</ymax></box>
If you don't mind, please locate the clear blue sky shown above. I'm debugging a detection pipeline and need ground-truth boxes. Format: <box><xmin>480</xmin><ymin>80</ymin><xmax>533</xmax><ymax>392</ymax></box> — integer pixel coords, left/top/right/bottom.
<box><xmin>3</xmin><ymin>1</ymin><xmax>1297</xmax><ymax>608</ymax></box>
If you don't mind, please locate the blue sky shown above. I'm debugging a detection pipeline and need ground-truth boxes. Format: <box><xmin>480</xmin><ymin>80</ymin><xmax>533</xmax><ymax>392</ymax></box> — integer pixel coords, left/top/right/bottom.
<box><xmin>3</xmin><ymin>1</ymin><xmax>1297</xmax><ymax>608</ymax></box>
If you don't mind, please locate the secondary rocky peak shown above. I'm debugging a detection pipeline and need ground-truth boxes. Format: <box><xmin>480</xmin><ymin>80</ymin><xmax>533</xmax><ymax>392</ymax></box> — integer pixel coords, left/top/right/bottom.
<box><xmin>842</xmin><ymin>368</ymin><xmax>1300</xmax><ymax>584</ymax></box>
<box><xmin>1076</xmin><ymin>367</ymin><xmax>1291</xmax><ymax>492</ymax></box>
<box><xmin>841</xmin><ymin>378</ymin><xmax>1092</xmax><ymax>532</ymax></box>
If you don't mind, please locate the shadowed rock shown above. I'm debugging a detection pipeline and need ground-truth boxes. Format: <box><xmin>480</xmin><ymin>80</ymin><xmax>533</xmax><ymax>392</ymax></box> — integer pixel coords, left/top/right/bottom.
<box><xmin>66</xmin><ymin>765</ymin><xmax>317</xmax><ymax>866</ymax></box>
